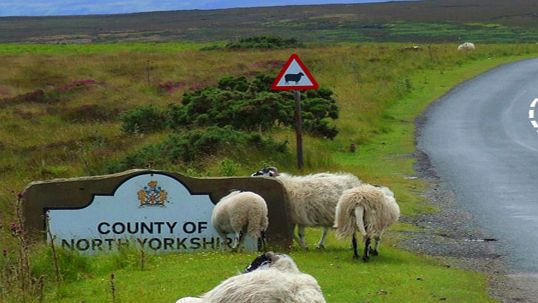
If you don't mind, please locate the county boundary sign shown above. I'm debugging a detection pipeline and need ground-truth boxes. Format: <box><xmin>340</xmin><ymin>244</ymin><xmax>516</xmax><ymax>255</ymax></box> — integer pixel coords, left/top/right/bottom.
<box><xmin>271</xmin><ymin>53</ymin><xmax>319</xmax><ymax>91</ymax></box>
<box><xmin>21</xmin><ymin>169</ymin><xmax>293</xmax><ymax>253</ymax></box>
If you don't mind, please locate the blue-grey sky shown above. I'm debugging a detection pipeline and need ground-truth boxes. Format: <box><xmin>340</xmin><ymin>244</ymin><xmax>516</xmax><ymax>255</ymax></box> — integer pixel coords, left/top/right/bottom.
<box><xmin>0</xmin><ymin>0</ymin><xmax>400</xmax><ymax>17</ymax></box>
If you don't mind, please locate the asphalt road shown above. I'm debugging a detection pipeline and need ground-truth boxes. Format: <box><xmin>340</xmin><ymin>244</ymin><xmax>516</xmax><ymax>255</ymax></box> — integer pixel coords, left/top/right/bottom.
<box><xmin>418</xmin><ymin>58</ymin><xmax>538</xmax><ymax>273</ymax></box>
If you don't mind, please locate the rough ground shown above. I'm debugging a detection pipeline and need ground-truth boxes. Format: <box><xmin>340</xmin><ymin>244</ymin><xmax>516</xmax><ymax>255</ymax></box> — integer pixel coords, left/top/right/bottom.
<box><xmin>406</xmin><ymin>116</ymin><xmax>538</xmax><ymax>303</ymax></box>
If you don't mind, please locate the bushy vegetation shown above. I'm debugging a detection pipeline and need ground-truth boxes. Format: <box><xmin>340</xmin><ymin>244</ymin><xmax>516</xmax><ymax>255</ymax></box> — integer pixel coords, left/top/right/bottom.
<box><xmin>120</xmin><ymin>104</ymin><xmax>168</xmax><ymax>134</ymax></box>
<box><xmin>120</xmin><ymin>74</ymin><xmax>338</xmax><ymax>138</ymax></box>
<box><xmin>225</xmin><ymin>35</ymin><xmax>303</xmax><ymax>49</ymax></box>
<box><xmin>107</xmin><ymin>126</ymin><xmax>288</xmax><ymax>172</ymax></box>
<box><xmin>115</xmin><ymin>73</ymin><xmax>337</xmax><ymax>170</ymax></box>
<box><xmin>169</xmin><ymin>74</ymin><xmax>338</xmax><ymax>138</ymax></box>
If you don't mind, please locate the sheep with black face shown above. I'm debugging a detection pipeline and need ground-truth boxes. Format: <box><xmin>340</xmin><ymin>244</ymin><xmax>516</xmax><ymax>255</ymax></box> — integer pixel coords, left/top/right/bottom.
<box><xmin>176</xmin><ymin>252</ymin><xmax>326</xmax><ymax>303</ymax></box>
<box><xmin>251</xmin><ymin>166</ymin><xmax>361</xmax><ymax>249</ymax></box>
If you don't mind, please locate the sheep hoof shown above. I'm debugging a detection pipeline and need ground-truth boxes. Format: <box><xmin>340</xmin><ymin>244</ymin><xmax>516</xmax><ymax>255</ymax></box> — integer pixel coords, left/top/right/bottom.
<box><xmin>370</xmin><ymin>249</ymin><xmax>379</xmax><ymax>256</ymax></box>
<box><xmin>315</xmin><ymin>244</ymin><xmax>325</xmax><ymax>250</ymax></box>
<box><xmin>362</xmin><ymin>256</ymin><xmax>369</xmax><ymax>262</ymax></box>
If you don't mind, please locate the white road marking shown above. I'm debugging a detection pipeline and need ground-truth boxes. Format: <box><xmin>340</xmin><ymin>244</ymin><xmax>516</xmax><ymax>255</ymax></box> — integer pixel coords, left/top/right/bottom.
<box><xmin>529</xmin><ymin>98</ymin><xmax>538</xmax><ymax>133</ymax></box>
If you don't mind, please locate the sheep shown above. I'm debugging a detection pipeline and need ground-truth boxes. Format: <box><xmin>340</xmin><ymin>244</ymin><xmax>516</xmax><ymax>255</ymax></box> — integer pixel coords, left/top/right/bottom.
<box><xmin>211</xmin><ymin>191</ymin><xmax>269</xmax><ymax>251</ymax></box>
<box><xmin>285</xmin><ymin>72</ymin><xmax>304</xmax><ymax>84</ymax></box>
<box><xmin>176</xmin><ymin>252</ymin><xmax>326</xmax><ymax>303</ymax></box>
<box><xmin>457</xmin><ymin>42</ymin><xmax>475</xmax><ymax>51</ymax></box>
<box><xmin>176</xmin><ymin>298</ymin><xmax>207</xmax><ymax>303</ymax></box>
<box><xmin>251</xmin><ymin>166</ymin><xmax>361</xmax><ymax>249</ymax></box>
<box><xmin>334</xmin><ymin>184</ymin><xmax>400</xmax><ymax>261</ymax></box>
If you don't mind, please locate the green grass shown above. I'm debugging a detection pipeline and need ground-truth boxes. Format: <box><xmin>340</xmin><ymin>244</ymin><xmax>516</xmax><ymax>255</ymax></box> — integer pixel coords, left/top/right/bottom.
<box><xmin>1</xmin><ymin>42</ymin><xmax>538</xmax><ymax>302</ymax></box>
<box><xmin>33</xmin><ymin>230</ymin><xmax>493</xmax><ymax>303</ymax></box>
<box><xmin>386</xmin><ymin>22</ymin><xmax>538</xmax><ymax>42</ymax></box>
<box><xmin>0</xmin><ymin>42</ymin><xmax>217</xmax><ymax>55</ymax></box>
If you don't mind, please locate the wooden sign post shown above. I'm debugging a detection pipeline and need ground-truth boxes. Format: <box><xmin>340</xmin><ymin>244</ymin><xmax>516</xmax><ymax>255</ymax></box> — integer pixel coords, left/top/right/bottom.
<box><xmin>271</xmin><ymin>54</ymin><xmax>319</xmax><ymax>170</ymax></box>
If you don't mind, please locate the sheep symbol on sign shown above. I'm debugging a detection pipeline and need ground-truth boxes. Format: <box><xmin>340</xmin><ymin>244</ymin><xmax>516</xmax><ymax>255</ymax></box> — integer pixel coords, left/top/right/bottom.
<box><xmin>271</xmin><ymin>54</ymin><xmax>319</xmax><ymax>90</ymax></box>
<box><xmin>285</xmin><ymin>72</ymin><xmax>305</xmax><ymax>84</ymax></box>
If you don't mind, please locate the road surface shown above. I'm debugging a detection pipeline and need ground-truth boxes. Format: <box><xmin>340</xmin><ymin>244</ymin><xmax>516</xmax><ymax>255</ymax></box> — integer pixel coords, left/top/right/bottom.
<box><xmin>418</xmin><ymin>58</ymin><xmax>538</xmax><ymax>282</ymax></box>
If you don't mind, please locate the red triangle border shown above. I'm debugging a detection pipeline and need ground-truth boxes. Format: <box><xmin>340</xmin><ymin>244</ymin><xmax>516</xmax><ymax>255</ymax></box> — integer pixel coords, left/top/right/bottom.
<box><xmin>271</xmin><ymin>53</ymin><xmax>319</xmax><ymax>91</ymax></box>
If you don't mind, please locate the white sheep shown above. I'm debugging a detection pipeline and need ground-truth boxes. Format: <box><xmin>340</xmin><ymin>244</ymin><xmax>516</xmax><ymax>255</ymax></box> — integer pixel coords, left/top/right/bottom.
<box><xmin>175</xmin><ymin>298</ymin><xmax>207</xmax><ymax>303</ymax></box>
<box><xmin>212</xmin><ymin>191</ymin><xmax>269</xmax><ymax>251</ymax></box>
<box><xmin>176</xmin><ymin>252</ymin><xmax>326</xmax><ymax>303</ymax></box>
<box><xmin>251</xmin><ymin>167</ymin><xmax>361</xmax><ymax>249</ymax></box>
<box><xmin>334</xmin><ymin>184</ymin><xmax>400</xmax><ymax>261</ymax></box>
<box><xmin>457</xmin><ymin>42</ymin><xmax>475</xmax><ymax>51</ymax></box>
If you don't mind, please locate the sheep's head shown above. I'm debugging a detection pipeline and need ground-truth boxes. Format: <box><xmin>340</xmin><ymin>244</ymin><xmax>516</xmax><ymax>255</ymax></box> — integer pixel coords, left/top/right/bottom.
<box><xmin>373</xmin><ymin>184</ymin><xmax>394</xmax><ymax>198</ymax></box>
<box><xmin>243</xmin><ymin>252</ymin><xmax>300</xmax><ymax>274</ymax></box>
<box><xmin>243</xmin><ymin>251</ymin><xmax>278</xmax><ymax>273</ymax></box>
<box><xmin>250</xmin><ymin>167</ymin><xmax>280</xmax><ymax>177</ymax></box>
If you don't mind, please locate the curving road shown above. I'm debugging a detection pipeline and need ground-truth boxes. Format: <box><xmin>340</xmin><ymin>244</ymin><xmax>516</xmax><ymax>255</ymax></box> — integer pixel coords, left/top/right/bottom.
<box><xmin>418</xmin><ymin>58</ymin><xmax>538</xmax><ymax>276</ymax></box>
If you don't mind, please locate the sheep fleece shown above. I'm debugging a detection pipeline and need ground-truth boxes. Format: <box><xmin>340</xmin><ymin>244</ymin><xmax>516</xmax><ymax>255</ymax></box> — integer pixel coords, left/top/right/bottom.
<box><xmin>211</xmin><ymin>191</ymin><xmax>269</xmax><ymax>238</ymax></box>
<box><xmin>278</xmin><ymin>173</ymin><xmax>361</xmax><ymax>227</ymax></box>
<box><xmin>335</xmin><ymin>184</ymin><xmax>400</xmax><ymax>238</ymax></box>
<box><xmin>202</xmin><ymin>255</ymin><xmax>326</xmax><ymax>303</ymax></box>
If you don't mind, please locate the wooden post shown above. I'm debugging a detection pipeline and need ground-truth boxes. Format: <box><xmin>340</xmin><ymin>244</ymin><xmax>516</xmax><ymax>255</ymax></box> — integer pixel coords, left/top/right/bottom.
<box><xmin>293</xmin><ymin>90</ymin><xmax>304</xmax><ymax>170</ymax></box>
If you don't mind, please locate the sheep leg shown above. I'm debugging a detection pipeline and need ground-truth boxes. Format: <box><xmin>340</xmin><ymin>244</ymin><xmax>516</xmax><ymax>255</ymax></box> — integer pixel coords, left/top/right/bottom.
<box><xmin>362</xmin><ymin>236</ymin><xmax>371</xmax><ymax>262</ymax></box>
<box><xmin>236</xmin><ymin>231</ymin><xmax>246</xmax><ymax>252</ymax></box>
<box><xmin>258</xmin><ymin>230</ymin><xmax>267</xmax><ymax>251</ymax></box>
<box><xmin>296</xmin><ymin>225</ymin><xmax>308</xmax><ymax>250</ymax></box>
<box><xmin>352</xmin><ymin>233</ymin><xmax>360</xmax><ymax>259</ymax></box>
<box><xmin>316</xmin><ymin>227</ymin><xmax>328</xmax><ymax>249</ymax></box>
<box><xmin>217</xmin><ymin>231</ymin><xmax>229</xmax><ymax>251</ymax></box>
<box><xmin>371</xmin><ymin>235</ymin><xmax>381</xmax><ymax>256</ymax></box>
<box><xmin>231</xmin><ymin>231</ymin><xmax>241</xmax><ymax>251</ymax></box>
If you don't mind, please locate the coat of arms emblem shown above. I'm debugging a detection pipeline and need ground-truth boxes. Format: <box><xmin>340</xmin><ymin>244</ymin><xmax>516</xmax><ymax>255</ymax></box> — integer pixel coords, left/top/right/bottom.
<box><xmin>137</xmin><ymin>181</ymin><xmax>169</xmax><ymax>206</ymax></box>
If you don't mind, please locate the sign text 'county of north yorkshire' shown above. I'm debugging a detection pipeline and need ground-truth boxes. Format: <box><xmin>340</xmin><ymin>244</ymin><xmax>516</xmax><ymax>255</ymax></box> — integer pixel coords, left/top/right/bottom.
<box><xmin>47</xmin><ymin>173</ymin><xmax>256</xmax><ymax>253</ymax></box>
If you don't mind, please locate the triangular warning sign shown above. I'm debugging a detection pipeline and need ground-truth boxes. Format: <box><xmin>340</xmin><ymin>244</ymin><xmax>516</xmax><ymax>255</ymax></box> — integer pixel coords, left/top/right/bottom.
<box><xmin>271</xmin><ymin>54</ymin><xmax>319</xmax><ymax>91</ymax></box>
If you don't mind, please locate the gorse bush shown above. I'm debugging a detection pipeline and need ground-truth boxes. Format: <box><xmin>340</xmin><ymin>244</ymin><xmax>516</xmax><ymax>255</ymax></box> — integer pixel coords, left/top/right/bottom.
<box><xmin>225</xmin><ymin>35</ymin><xmax>303</xmax><ymax>49</ymax></box>
<box><xmin>107</xmin><ymin>126</ymin><xmax>288</xmax><ymax>172</ymax></box>
<box><xmin>120</xmin><ymin>73</ymin><xmax>339</xmax><ymax>138</ymax></box>
<box><xmin>120</xmin><ymin>104</ymin><xmax>168</xmax><ymax>134</ymax></box>
<box><xmin>169</xmin><ymin>74</ymin><xmax>339</xmax><ymax>139</ymax></box>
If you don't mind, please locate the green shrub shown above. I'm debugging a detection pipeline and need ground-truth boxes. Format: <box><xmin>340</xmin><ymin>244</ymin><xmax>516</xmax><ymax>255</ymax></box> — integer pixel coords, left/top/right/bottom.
<box><xmin>169</xmin><ymin>74</ymin><xmax>339</xmax><ymax>139</ymax></box>
<box><xmin>119</xmin><ymin>104</ymin><xmax>168</xmax><ymax>134</ymax></box>
<box><xmin>107</xmin><ymin>126</ymin><xmax>288</xmax><ymax>172</ymax></box>
<box><xmin>225</xmin><ymin>36</ymin><xmax>303</xmax><ymax>49</ymax></box>
<box><xmin>218</xmin><ymin>158</ymin><xmax>240</xmax><ymax>176</ymax></box>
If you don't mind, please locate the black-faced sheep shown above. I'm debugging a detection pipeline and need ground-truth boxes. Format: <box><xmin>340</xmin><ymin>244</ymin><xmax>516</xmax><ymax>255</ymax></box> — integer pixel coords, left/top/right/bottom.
<box><xmin>212</xmin><ymin>191</ymin><xmax>269</xmax><ymax>251</ymax></box>
<box><xmin>334</xmin><ymin>184</ymin><xmax>400</xmax><ymax>261</ymax></box>
<box><xmin>176</xmin><ymin>252</ymin><xmax>326</xmax><ymax>303</ymax></box>
<box><xmin>251</xmin><ymin>167</ymin><xmax>361</xmax><ymax>249</ymax></box>
<box><xmin>285</xmin><ymin>72</ymin><xmax>304</xmax><ymax>84</ymax></box>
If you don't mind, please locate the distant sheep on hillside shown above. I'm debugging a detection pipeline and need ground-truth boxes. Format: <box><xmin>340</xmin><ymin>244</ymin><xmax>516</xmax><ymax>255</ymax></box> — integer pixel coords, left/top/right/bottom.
<box><xmin>458</xmin><ymin>42</ymin><xmax>475</xmax><ymax>51</ymax></box>
<box><xmin>212</xmin><ymin>191</ymin><xmax>269</xmax><ymax>251</ymax></box>
<box><xmin>334</xmin><ymin>184</ymin><xmax>400</xmax><ymax>261</ymax></box>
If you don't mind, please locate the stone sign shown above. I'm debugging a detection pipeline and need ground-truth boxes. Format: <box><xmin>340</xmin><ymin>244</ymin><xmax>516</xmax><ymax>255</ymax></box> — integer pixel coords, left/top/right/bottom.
<box><xmin>22</xmin><ymin>169</ymin><xmax>293</xmax><ymax>253</ymax></box>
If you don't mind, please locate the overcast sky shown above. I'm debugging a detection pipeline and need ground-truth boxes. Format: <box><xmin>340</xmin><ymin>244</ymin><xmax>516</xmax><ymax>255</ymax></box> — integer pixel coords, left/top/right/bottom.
<box><xmin>0</xmin><ymin>0</ymin><xmax>402</xmax><ymax>17</ymax></box>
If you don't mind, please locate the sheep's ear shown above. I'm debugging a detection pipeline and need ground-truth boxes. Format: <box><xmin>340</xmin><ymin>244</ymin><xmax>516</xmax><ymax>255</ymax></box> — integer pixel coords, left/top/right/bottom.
<box><xmin>265</xmin><ymin>251</ymin><xmax>279</xmax><ymax>262</ymax></box>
